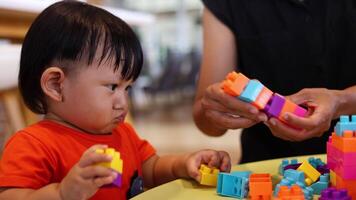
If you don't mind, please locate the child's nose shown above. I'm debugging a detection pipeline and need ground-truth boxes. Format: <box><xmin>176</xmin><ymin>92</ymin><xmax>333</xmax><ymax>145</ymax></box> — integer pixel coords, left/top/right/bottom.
<box><xmin>113</xmin><ymin>91</ymin><xmax>128</xmax><ymax>110</ymax></box>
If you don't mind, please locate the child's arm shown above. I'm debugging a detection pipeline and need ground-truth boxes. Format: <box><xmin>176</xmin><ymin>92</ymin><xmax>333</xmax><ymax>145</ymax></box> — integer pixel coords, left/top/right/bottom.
<box><xmin>0</xmin><ymin>145</ymin><xmax>116</xmax><ymax>200</ymax></box>
<box><xmin>0</xmin><ymin>185</ymin><xmax>61</xmax><ymax>200</ymax></box>
<box><xmin>142</xmin><ymin>150</ymin><xmax>231</xmax><ymax>188</ymax></box>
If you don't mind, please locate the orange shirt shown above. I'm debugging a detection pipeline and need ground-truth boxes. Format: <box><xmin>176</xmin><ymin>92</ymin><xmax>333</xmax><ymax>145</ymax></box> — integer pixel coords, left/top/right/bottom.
<box><xmin>0</xmin><ymin>120</ymin><xmax>156</xmax><ymax>200</ymax></box>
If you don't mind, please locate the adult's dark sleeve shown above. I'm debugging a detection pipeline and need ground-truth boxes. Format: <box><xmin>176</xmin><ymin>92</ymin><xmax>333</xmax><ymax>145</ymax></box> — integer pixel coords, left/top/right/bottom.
<box><xmin>201</xmin><ymin>0</ymin><xmax>236</xmax><ymax>33</ymax></box>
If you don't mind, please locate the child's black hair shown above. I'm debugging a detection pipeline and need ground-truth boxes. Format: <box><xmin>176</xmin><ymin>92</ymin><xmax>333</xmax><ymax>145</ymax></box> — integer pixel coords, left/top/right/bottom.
<box><xmin>19</xmin><ymin>0</ymin><xmax>143</xmax><ymax>114</ymax></box>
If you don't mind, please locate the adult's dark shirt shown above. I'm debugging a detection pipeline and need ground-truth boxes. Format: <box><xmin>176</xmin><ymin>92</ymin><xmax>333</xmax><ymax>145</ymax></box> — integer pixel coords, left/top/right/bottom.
<box><xmin>202</xmin><ymin>0</ymin><xmax>356</xmax><ymax>163</ymax></box>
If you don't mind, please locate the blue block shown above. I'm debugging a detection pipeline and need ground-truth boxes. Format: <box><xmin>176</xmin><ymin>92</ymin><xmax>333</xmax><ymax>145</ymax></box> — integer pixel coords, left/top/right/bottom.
<box><xmin>308</xmin><ymin>157</ymin><xmax>325</xmax><ymax>168</ymax></box>
<box><xmin>217</xmin><ymin>173</ymin><xmax>248</xmax><ymax>198</ymax></box>
<box><xmin>231</xmin><ymin>170</ymin><xmax>251</xmax><ymax>179</ymax></box>
<box><xmin>279</xmin><ymin>158</ymin><xmax>298</xmax><ymax>175</ymax></box>
<box><xmin>239</xmin><ymin>80</ymin><xmax>263</xmax><ymax>103</ymax></box>
<box><xmin>310</xmin><ymin>174</ymin><xmax>329</xmax><ymax>195</ymax></box>
<box><xmin>335</xmin><ymin>115</ymin><xmax>356</xmax><ymax>136</ymax></box>
<box><xmin>284</xmin><ymin>169</ymin><xmax>305</xmax><ymax>183</ymax></box>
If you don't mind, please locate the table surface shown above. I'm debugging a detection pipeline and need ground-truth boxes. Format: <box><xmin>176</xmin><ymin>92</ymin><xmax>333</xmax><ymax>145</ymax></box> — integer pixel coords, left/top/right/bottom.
<box><xmin>132</xmin><ymin>154</ymin><xmax>325</xmax><ymax>200</ymax></box>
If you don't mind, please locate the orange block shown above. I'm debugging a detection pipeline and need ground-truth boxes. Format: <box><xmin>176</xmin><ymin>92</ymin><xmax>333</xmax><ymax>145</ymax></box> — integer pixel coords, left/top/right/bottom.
<box><xmin>249</xmin><ymin>173</ymin><xmax>272</xmax><ymax>200</ymax></box>
<box><xmin>221</xmin><ymin>72</ymin><xmax>249</xmax><ymax>97</ymax></box>
<box><xmin>278</xmin><ymin>99</ymin><xmax>297</xmax><ymax>123</ymax></box>
<box><xmin>331</xmin><ymin>132</ymin><xmax>356</xmax><ymax>152</ymax></box>
<box><xmin>334</xmin><ymin>170</ymin><xmax>356</xmax><ymax>198</ymax></box>
<box><xmin>275</xmin><ymin>185</ymin><xmax>305</xmax><ymax>200</ymax></box>
<box><xmin>252</xmin><ymin>87</ymin><xmax>273</xmax><ymax>110</ymax></box>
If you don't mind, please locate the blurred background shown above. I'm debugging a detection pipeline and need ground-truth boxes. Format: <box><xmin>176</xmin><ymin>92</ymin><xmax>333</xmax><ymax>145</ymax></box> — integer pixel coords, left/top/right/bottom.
<box><xmin>0</xmin><ymin>0</ymin><xmax>240</xmax><ymax>163</ymax></box>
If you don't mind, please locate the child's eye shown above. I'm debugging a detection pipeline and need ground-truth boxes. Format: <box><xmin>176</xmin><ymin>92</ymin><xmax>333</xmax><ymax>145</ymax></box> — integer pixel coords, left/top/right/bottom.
<box><xmin>125</xmin><ymin>85</ymin><xmax>132</xmax><ymax>91</ymax></box>
<box><xmin>107</xmin><ymin>84</ymin><xmax>118</xmax><ymax>91</ymax></box>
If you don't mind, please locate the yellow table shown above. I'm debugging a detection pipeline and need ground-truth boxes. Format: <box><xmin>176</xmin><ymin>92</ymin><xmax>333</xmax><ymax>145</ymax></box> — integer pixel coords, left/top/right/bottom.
<box><xmin>132</xmin><ymin>154</ymin><xmax>325</xmax><ymax>200</ymax></box>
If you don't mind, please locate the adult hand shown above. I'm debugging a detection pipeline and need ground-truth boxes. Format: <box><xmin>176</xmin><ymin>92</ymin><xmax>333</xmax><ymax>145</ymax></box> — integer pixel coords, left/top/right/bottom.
<box><xmin>200</xmin><ymin>82</ymin><xmax>268</xmax><ymax>130</ymax></box>
<box><xmin>59</xmin><ymin>145</ymin><xmax>118</xmax><ymax>200</ymax></box>
<box><xmin>264</xmin><ymin>88</ymin><xmax>340</xmax><ymax>141</ymax></box>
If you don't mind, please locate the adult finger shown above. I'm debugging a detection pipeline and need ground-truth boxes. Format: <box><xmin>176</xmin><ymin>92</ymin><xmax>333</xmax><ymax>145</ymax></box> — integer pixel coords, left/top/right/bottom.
<box><xmin>205</xmin><ymin>109</ymin><xmax>258</xmax><ymax>129</ymax></box>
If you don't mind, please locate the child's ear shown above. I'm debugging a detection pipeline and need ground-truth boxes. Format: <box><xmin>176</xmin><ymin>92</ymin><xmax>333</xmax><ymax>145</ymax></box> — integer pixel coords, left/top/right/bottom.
<box><xmin>41</xmin><ymin>67</ymin><xmax>65</xmax><ymax>102</ymax></box>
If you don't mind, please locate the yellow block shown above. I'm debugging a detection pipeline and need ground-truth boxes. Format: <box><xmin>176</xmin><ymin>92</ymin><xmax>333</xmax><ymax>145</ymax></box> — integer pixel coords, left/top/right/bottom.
<box><xmin>199</xmin><ymin>164</ymin><xmax>219</xmax><ymax>186</ymax></box>
<box><xmin>95</xmin><ymin>148</ymin><xmax>123</xmax><ymax>173</ymax></box>
<box><xmin>297</xmin><ymin>161</ymin><xmax>320</xmax><ymax>186</ymax></box>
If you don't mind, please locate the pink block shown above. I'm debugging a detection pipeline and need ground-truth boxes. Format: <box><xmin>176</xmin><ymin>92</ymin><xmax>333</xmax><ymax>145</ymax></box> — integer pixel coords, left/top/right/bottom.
<box><xmin>327</xmin><ymin>142</ymin><xmax>356</xmax><ymax>166</ymax></box>
<box><xmin>293</xmin><ymin>106</ymin><xmax>307</xmax><ymax>117</ymax></box>
<box><xmin>334</xmin><ymin>164</ymin><xmax>356</xmax><ymax>180</ymax></box>
<box><xmin>327</xmin><ymin>142</ymin><xmax>356</xmax><ymax>180</ymax></box>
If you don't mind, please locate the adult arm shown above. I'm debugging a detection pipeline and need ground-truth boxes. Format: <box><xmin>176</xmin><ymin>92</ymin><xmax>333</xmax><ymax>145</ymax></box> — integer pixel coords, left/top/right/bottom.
<box><xmin>193</xmin><ymin>7</ymin><xmax>266</xmax><ymax>136</ymax></box>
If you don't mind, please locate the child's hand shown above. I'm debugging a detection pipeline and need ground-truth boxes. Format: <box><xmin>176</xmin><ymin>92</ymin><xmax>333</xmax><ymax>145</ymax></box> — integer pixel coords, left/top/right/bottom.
<box><xmin>185</xmin><ymin>150</ymin><xmax>231</xmax><ymax>182</ymax></box>
<box><xmin>58</xmin><ymin>145</ymin><xmax>117</xmax><ymax>200</ymax></box>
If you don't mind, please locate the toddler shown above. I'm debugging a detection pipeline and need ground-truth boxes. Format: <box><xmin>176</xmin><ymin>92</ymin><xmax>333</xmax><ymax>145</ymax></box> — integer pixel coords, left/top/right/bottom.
<box><xmin>0</xmin><ymin>1</ymin><xmax>230</xmax><ymax>200</ymax></box>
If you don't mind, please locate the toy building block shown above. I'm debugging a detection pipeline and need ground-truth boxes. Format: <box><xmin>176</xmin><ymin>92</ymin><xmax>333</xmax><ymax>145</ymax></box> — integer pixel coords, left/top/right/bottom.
<box><xmin>310</xmin><ymin>174</ymin><xmax>329</xmax><ymax>195</ymax></box>
<box><xmin>221</xmin><ymin>72</ymin><xmax>250</xmax><ymax>97</ymax></box>
<box><xmin>112</xmin><ymin>173</ymin><xmax>122</xmax><ymax>187</ymax></box>
<box><xmin>308</xmin><ymin>157</ymin><xmax>325</xmax><ymax>168</ymax></box>
<box><xmin>297</xmin><ymin>161</ymin><xmax>321</xmax><ymax>186</ymax></box>
<box><xmin>199</xmin><ymin>164</ymin><xmax>219</xmax><ymax>186</ymax></box>
<box><xmin>284</xmin><ymin>169</ymin><xmax>305</xmax><ymax>183</ymax></box>
<box><xmin>319</xmin><ymin>188</ymin><xmax>352</xmax><ymax>200</ymax></box>
<box><xmin>316</xmin><ymin>164</ymin><xmax>330</xmax><ymax>175</ymax></box>
<box><xmin>333</xmin><ymin>172</ymin><xmax>356</xmax><ymax>198</ymax></box>
<box><xmin>216</xmin><ymin>172</ymin><xmax>249</xmax><ymax>198</ymax></box>
<box><xmin>253</xmin><ymin>86</ymin><xmax>273</xmax><ymax>110</ymax></box>
<box><xmin>274</xmin><ymin>174</ymin><xmax>314</xmax><ymax>200</ymax></box>
<box><xmin>327</xmin><ymin>141</ymin><xmax>356</xmax><ymax>179</ymax></box>
<box><xmin>330</xmin><ymin>131</ymin><xmax>356</xmax><ymax>152</ymax></box>
<box><xmin>249</xmin><ymin>173</ymin><xmax>273</xmax><ymax>200</ymax></box>
<box><xmin>264</xmin><ymin>93</ymin><xmax>285</xmax><ymax>118</ymax></box>
<box><xmin>95</xmin><ymin>148</ymin><xmax>123</xmax><ymax>173</ymax></box>
<box><xmin>278</xmin><ymin>99</ymin><xmax>297</xmax><ymax>122</ymax></box>
<box><xmin>279</xmin><ymin>158</ymin><xmax>299</xmax><ymax>175</ymax></box>
<box><xmin>239</xmin><ymin>79</ymin><xmax>264</xmax><ymax>103</ymax></box>
<box><xmin>274</xmin><ymin>185</ymin><xmax>305</xmax><ymax>200</ymax></box>
<box><xmin>231</xmin><ymin>170</ymin><xmax>252</xmax><ymax>178</ymax></box>
<box><xmin>294</xmin><ymin>105</ymin><xmax>308</xmax><ymax>118</ymax></box>
<box><xmin>335</xmin><ymin>115</ymin><xmax>356</xmax><ymax>136</ymax></box>
<box><xmin>284</xmin><ymin>163</ymin><xmax>302</xmax><ymax>171</ymax></box>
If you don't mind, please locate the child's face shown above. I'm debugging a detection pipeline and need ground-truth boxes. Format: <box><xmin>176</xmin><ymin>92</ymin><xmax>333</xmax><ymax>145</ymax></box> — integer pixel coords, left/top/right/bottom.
<box><xmin>55</xmin><ymin>60</ymin><xmax>132</xmax><ymax>134</ymax></box>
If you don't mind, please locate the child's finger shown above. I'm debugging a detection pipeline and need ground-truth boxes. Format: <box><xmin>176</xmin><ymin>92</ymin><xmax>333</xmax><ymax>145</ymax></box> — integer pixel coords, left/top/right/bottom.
<box><xmin>218</xmin><ymin>151</ymin><xmax>231</xmax><ymax>172</ymax></box>
<box><xmin>80</xmin><ymin>165</ymin><xmax>114</xmax><ymax>179</ymax></box>
<box><xmin>82</xmin><ymin>144</ymin><xmax>108</xmax><ymax>157</ymax></box>
<box><xmin>206</xmin><ymin>151</ymin><xmax>221</xmax><ymax>168</ymax></box>
<box><xmin>92</xmin><ymin>172</ymin><xmax>118</xmax><ymax>188</ymax></box>
<box><xmin>79</xmin><ymin>146</ymin><xmax>112</xmax><ymax>168</ymax></box>
<box><xmin>186</xmin><ymin>163</ymin><xmax>200</xmax><ymax>182</ymax></box>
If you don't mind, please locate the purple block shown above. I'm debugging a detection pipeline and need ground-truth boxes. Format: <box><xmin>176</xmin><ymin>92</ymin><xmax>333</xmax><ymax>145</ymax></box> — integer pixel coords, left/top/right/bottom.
<box><xmin>294</xmin><ymin>105</ymin><xmax>307</xmax><ymax>117</ymax></box>
<box><xmin>264</xmin><ymin>93</ymin><xmax>285</xmax><ymax>118</ymax></box>
<box><xmin>283</xmin><ymin>163</ymin><xmax>301</xmax><ymax>171</ymax></box>
<box><xmin>112</xmin><ymin>172</ymin><xmax>122</xmax><ymax>187</ymax></box>
<box><xmin>317</xmin><ymin>164</ymin><xmax>330</xmax><ymax>175</ymax></box>
<box><xmin>319</xmin><ymin>188</ymin><xmax>351</xmax><ymax>200</ymax></box>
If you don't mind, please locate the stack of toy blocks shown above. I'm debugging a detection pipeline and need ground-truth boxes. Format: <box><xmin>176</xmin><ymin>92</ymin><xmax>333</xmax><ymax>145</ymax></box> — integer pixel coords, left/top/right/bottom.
<box><xmin>327</xmin><ymin>115</ymin><xmax>356</xmax><ymax>198</ymax></box>
<box><xmin>276</xmin><ymin>157</ymin><xmax>330</xmax><ymax>198</ymax></box>
<box><xmin>274</xmin><ymin>185</ymin><xmax>305</xmax><ymax>200</ymax></box>
<box><xmin>95</xmin><ymin>148</ymin><xmax>123</xmax><ymax>187</ymax></box>
<box><xmin>249</xmin><ymin>173</ymin><xmax>272</xmax><ymax>200</ymax></box>
<box><xmin>221</xmin><ymin>71</ymin><xmax>307</xmax><ymax>127</ymax></box>
<box><xmin>199</xmin><ymin>164</ymin><xmax>219</xmax><ymax>186</ymax></box>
